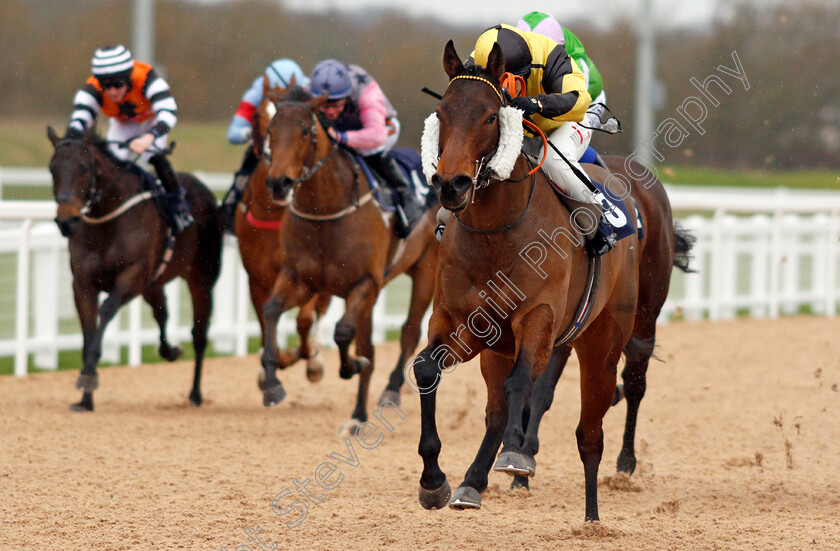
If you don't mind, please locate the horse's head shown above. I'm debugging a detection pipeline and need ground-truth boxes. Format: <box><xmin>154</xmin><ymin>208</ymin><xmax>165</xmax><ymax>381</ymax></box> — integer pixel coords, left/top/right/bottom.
<box><xmin>263</xmin><ymin>87</ymin><xmax>330</xmax><ymax>202</ymax></box>
<box><xmin>430</xmin><ymin>40</ymin><xmax>507</xmax><ymax>212</ymax></box>
<box><xmin>47</xmin><ymin>125</ymin><xmax>103</xmax><ymax>237</ymax></box>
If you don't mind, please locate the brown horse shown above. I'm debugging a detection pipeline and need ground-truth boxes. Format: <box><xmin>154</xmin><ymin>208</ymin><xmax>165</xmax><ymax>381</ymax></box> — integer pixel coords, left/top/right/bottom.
<box><xmin>411</xmin><ymin>41</ymin><xmax>684</xmax><ymax>522</ymax></box>
<box><xmin>235</xmin><ymin>87</ymin><xmax>331</xmax><ymax>383</ymax></box>
<box><xmin>47</xmin><ymin>126</ymin><xmax>222</xmax><ymax>411</ymax></box>
<box><xmin>259</xmin><ymin>87</ymin><xmax>437</xmax><ymax>432</ymax></box>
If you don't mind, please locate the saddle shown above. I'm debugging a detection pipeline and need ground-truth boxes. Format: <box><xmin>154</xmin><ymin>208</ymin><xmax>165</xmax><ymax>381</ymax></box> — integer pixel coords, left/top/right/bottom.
<box><xmin>123</xmin><ymin>161</ymin><xmax>192</xmax><ymax>231</ymax></box>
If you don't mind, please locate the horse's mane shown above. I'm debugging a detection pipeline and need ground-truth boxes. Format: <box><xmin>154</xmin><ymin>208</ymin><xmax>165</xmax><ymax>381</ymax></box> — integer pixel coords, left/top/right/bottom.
<box><xmin>285</xmin><ymin>85</ymin><xmax>312</xmax><ymax>102</ymax></box>
<box><xmin>89</xmin><ymin>133</ymin><xmax>126</xmax><ymax>168</ymax></box>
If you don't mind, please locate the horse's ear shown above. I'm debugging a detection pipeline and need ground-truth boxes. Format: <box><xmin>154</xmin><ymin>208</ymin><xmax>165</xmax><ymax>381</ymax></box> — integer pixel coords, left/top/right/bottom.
<box><xmin>262</xmin><ymin>75</ymin><xmax>270</xmax><ymax>97</ymax></box>
<box><xmin>486</xmin><ymin>42</ymin><xmax>506</xmax><ymax>82</ymax></box>
<box><xmin>47</xmin><ymin>125</ymin><xmax>60</xmax><ymax>146</ymax></box>
<box><xmin>288</xmin><ymin>74</ymin><xmax>297</xmax><ymax>88</ymax></box>
<box><xmin>443</xmin><ymin>40</ymin><xmax>463</xmax><ymax>80</ymax></box>
<box><xmin>310</xmin><ymin>93</ymin><xmax>329</xmax><ymax>111</ymax></box>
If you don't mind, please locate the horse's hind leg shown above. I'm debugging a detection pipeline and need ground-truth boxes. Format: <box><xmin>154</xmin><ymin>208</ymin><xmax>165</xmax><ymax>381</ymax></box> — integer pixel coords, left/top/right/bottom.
<box><xmin>297</xmin><ymin>293</ymin><xmax>331</xmax><ymax>383</ymax></box>
<box><xmin>379</xmin><ymin>251</ymin><xmax>435</xmax><ymax>407</ymax></box>
<box><xmin>183</xmin><ymin>274</ymin><xmax>214</xmax><ymax>407</ymax></box>
<box><xmin>450</xmin><ymin>352</ymin><xmax>510</xmax><ymax>510</ymax></box>
<box><xmin>143</xmin><ymin>286</ymin><xmax>182</xmax><ymax>362</ymax></box>
<box><xmin>616</xmin><ymin>323</ymin><xmax>657</xmax><ymax>474</ymax></box>
<box><xmin>70</xmin><ymin>280</ymin><xmax>100</xmax><ymax>412</ymax></box>
<box><xmin>335</xmin><ymin>276</ymin><xmax>379</xmax><ymax>433</ymax></box>
<box><xmin>511</xmin><ymin>345</ymin><xmax>573</xmax><ymax>490</ymax></box>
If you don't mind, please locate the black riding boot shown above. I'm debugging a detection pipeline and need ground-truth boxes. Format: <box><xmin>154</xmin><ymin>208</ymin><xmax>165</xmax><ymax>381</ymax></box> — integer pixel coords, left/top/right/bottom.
<box><xmin>558</xmin><ymin>193</ymin><xmax>617</xmax><ymax>257</ymax></box>
<box><xmin>221</xmin><ymin>147</ymin><xmax>259</xmax><ymax>234</ymax></box>
<box><xmin>367</xmin><ymin>153</ymin><xmax>424</xmax><ymax>238</ymax></box>
<box><xmin>149</xmin><ymin>154</ymin><xmax>194</xmax><ymax>235</ymax></box>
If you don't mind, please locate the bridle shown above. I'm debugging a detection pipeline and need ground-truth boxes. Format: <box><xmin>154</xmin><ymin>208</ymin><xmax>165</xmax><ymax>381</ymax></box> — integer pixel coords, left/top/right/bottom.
<box><xmin>53</xmin><ymin>139</ymin><xmax>103</xmax><ymax>211</ymax></box>
<box><xmin>263</xmin><ymin>103</ymin><xmax>339</xmax><ymax>189</ymax></box>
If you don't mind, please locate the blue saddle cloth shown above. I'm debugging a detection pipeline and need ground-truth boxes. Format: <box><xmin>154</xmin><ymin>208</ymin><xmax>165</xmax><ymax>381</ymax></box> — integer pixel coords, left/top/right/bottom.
<box><xmin>344</xmin><ymin>148</ymin><xmax>436</xmax><ymax>212</ymax></box>
<box><xmin>591</xmin><ymin>180</ymin><xmax>638</xmax><ymax>242</ymax></box>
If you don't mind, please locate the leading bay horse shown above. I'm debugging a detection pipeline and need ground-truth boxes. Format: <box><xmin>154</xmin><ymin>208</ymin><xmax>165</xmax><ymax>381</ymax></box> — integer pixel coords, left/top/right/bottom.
<box><xmin>47</xmin><ymin>126</ymin><xmax>222</xmax><ymax>411</ymax></box>
<box><xmin>259</xmin><ymin>87</ymin><xmax>438</xmax><ymax>433</ymax></box>
<box><xmin>412</xmin><ymin>41</ymin><xmax>686</xmax><ymax>522</ymax></box>
<box><xmin>235</xmin><ymin>84</ymin><xmax>331</xmax><ymax>383</ymax></box>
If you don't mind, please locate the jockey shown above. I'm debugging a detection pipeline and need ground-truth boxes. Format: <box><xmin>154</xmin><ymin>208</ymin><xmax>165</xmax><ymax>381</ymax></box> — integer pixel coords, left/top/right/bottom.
<box><xmin>516</xmin><ymin>12</ymin><xmax>607</xmax><ymax>165</ymax></box>
<box><xmin>67</xmin><ymin>45</ymin><xmax>192</xmax><ymax>234</ymax></box>
<box><xmin>470</xmin><ymin>24</ymin><xmax>616</xmax><ymax>255</ymax></box>
<box><xmin>308</xmin><ymin>59</ymin><xmax>423</xmax><ymax>238</ymax></box>
<box><xmin>220</xmin><ymin>59</ymin><xmax>310</xmax><ymax>232</ymax></box>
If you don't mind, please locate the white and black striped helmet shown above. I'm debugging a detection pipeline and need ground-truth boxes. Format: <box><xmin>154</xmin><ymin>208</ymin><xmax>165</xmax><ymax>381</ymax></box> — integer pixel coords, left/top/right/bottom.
<box><xmin>91</xmin><ymin>45</ymin><xmax>134</xmax><ymax>78</ymax></box>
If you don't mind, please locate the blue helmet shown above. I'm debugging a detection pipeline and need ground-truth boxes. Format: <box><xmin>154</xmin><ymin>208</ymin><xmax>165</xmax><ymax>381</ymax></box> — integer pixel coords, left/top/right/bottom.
<box><xmin>265</xmin><ymin>58</ymin><xmax>309</xmax><ymax>89</ymax></box>
<box><xmin>310</xmin><ymin>59</ymin><xmax>352</xmax><ymax>100</ymax></box>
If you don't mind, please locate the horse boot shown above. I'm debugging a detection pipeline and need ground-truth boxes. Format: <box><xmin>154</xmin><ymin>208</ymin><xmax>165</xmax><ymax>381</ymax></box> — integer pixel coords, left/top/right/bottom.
<box><xmin>221</xmin><ymin>147</ymin><xmax>259</xmax><ymax>234</ymax></box>
<box><xmin>368</xmin><ymin>153</ymin><xmax>424</xmax><ymax>238</ymax></box>
<box><xmin>558</xmin><ymin>193</ymin><xmax>617</xmax><ymax>257</ymax></box>
<box><xmin>149</xmin><ymin>154</ymin><xmax>194</xmax><ymax>235</ymax></box>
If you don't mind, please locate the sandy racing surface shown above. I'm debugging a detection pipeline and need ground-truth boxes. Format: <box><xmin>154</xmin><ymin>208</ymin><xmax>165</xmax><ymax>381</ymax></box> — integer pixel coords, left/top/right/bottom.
<box><xmin>2</xmin><ymin>316</ymin><xmax>840</xmax><ymax>550</ymax></box>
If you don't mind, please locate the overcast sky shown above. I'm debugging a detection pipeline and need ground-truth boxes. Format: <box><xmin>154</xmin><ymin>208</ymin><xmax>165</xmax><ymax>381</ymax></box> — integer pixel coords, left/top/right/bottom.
<box><xmin>278</xmin><ymin>0</ymin><xmax>729</xmax><ymax>29</ymax></box>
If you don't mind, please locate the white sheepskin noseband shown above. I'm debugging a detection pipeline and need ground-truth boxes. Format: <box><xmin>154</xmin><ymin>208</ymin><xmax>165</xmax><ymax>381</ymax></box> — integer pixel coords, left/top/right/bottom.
<box><xmin>420</xmin><ymin>106</ymin><xmax>524</xmax><ymax>183</ymax></box>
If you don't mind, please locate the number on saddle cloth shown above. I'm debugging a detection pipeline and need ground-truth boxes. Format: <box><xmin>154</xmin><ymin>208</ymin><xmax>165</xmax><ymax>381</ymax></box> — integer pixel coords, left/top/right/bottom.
<box><xmin>590</xmin><ymin>180</ymin><xmax>637</xmax><ymax>242</ymax></box>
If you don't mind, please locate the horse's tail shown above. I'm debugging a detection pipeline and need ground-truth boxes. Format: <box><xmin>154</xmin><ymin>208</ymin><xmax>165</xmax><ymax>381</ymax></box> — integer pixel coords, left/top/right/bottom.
<box><xmin>673</xmin><ymin>222</ymin><xmax>696</xmax><ymax>273</ymax></box>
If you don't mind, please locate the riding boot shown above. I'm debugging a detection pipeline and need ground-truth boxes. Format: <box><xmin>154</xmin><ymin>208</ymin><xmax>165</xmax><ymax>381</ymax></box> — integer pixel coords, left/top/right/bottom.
<box><xmin>149</xmin><ymin>154</ymin><xmax>194</xmax><ymax>235</ymax></box>
<box><xmin>557</xmin><ymin>193</ymin><xmax>617</xmax><ymax>257</ymax></box>
<box><xmin>221</xmin><ymin>147</ymin><xmax>259</xmax><ymax>233</ymax></box>
<box><xmin>367</xmin><ymin>153</ymin><xmax>424</xmax><ymax>238</ymax></box>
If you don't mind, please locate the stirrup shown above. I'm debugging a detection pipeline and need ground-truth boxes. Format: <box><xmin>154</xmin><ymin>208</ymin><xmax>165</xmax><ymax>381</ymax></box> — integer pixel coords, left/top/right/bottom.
<box><xmin>586</xmin><ymin>225</ymin><xmax>617</xmax><ymax>257</ymax></box>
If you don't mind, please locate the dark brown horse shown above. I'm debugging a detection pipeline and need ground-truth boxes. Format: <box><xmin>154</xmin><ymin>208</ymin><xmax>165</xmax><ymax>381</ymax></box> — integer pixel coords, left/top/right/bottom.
<box><xmin>47</xmin><ymin>126</ymin><xmax>222</xmax><ymax>411</ymax></box>
<box><xmin>259</xmin><ymin>87</ymin><xmax>437</xmax><ymax>433</ymax></box>
<box><xmin>411</xmin><ymin>41</ymin><xmax>687</xmax><ymax>522</ymax></box>
<box><xmin>235</xmin><ymin>89</ymin><xmax>331</xmax><ymax>383</ymax></box>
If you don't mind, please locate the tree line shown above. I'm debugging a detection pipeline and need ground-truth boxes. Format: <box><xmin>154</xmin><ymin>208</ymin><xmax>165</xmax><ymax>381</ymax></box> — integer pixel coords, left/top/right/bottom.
<box><xmin>1</xmin><ymin>0</ymin><xmax>837</xmax><ymax>169</ymax></box>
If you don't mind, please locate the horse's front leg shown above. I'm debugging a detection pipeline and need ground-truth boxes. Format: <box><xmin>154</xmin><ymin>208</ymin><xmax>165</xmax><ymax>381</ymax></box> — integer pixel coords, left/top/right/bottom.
<box><xmin>511</xmin><ymin>344</ymin><xmax>573</xmax><ymax>490</ymax></box>
<box><xmin>142</xmin><ymin>286</ymin><xmax>182</xmax><ymax>362</ymax></box>
<box><xmin>449</xmin><ymin>351</ymin><xmax>511</xmax><ymax>510</ymax></box>
<box><xmin>261</xmin><ymin>267</ymin><xmax>311</xmax><ymax>406</ymax></box>
<box><xmin>493</xmin><ymin>305</ymin><xmax>554</xmax><ymax>478</ymax></box>
<box><xmin>70</xmin><ymin>278</ymin><xmax>100</xmax><ymax>412</ymax></box>
<box><xmin>414</xmin><ymin>311</ymin><xmax>479</xmax><ymax>510</ymax></box>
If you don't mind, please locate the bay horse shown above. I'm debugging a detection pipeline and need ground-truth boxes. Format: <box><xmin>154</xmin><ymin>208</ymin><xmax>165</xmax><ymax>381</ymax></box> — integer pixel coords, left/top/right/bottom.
<box><xmin>47</xmin><ymin>126</ymin><xmax>222</xmax><ymax>411</ymax></box>
<box><xmin>412</xmin><ymin>40</ymin><xmax>684</xmax><ymax>522</ymax></box>
<box><xmin>235</xmin><ymin>85</ymin><xmax>332</xmax><ymax>384</ymax></box>
<box><xmin>259</xmin><ymin>87</ymin><xmax>437</xmax><ymax>433</ymax></box>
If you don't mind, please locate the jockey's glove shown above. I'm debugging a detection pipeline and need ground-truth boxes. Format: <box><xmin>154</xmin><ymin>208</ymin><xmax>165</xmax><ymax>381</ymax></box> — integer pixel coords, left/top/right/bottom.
<box><xmin>509</xmin><ymin>96</ymin><xmax>543</xmax><ymax>116</ymax></box>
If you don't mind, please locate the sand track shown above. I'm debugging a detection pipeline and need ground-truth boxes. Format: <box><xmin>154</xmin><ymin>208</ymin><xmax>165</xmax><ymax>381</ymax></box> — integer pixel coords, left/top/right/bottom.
<box><xmin>2</xmin><ymin>316</ymin><xmax>839</xmax><ymax>550</ymax></box>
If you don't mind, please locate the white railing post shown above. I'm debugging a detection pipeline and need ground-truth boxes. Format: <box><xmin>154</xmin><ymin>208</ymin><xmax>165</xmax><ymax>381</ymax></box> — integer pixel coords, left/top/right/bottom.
<box><xmin>14</xmin><ymin>219</ymin><xmax>33</xmax><ymax>376</ymax></box>
<box><xmin>128</xmin><ymin>297</ymin><xmax>143</xmax><ymax>366</ymax></box>
<box><xmin>32</xmin><ymin>235</ymin><xmax>59</xmax><ymax>369</ymax></box>
<box><xmin>235</xmin><ymin>263</ymin><xmax>250</xmax><ymax>356</ymax></box>
<box><xmin>827</xmin><ymin>210</ymin><xmax>839</xmax><ymax>317</ymax></box>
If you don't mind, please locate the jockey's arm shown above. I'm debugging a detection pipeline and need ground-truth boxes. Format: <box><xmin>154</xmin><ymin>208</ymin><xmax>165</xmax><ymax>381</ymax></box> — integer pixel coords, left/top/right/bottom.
<box><xmin>335</xmin><ymin>81</ymin><xmax>389</xmax><ymax>150</ymax></box>
<box><xmin>537</xmin><ymin>50</ymin><xmax>591</xmax><ymax>123</ymax></box>
<box><xmin>143</xmin><ymin>68</ymin><xmax>178</xmax><ymax>142</ymax></box>
<box><xmin>68</xmin><ymin>83</ymin><xmax>102</xmax><ymax>134</ymax></box>
<box><xmin>227</xmin><ymin>75</ymin><xmax>265</xmax><ymax>144</ymax></box>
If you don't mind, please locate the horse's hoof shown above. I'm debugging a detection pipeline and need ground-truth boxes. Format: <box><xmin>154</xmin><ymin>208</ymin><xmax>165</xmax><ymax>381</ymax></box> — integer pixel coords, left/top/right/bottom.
<box><xmin>338</xmin><ymin>418</ymin><xmax>363</xmax><ymax>438</ymax></box>
<box><xmin>355</xmin><ymin>357</ymin><xmax>371</xmax><ymax>374</ymax></box>
<box><xmin>262</xmin><ymin>383</ymin><xmax>287</xmax><ymax>407</ymax></box>
<box><xmin>189</xmin><ymin>392</ymin><xmax>203</xmax><ymax>407</ymax></box>
<box><xmin>612</xmin><ymin>383</ymin><xmax>626</xmax><ymax>406</ymax></box>
<box><xmin>510</xmin><ymin>475</ymin><xmax>530</xmax><ymax>490</ymax></box>
<box><xmin>68</xmin><ymin>401</ymin><xmax>93</xmax><ymax>412</ymax></box>
<box><xmin>306</xmin><ymin>355</ymin><xmax>324</xmax><ymax>383</ymax></box>
<box><xmin>160</xmin><ymin>345</ymin><xmax>183</xmax><ymax>362</ymax></box>
<box><xmin>617</xmin><ymin>451</ymin><xmax>637</xmax><ymax>475</ymax></box>
<box><xmin>449</xmin><ymin>486</ymin><xmax>481</xmax><ymax>510</ymax></box>
<box><xmin>75</xmin><ymin>374</ymin><xmax>99</xmax><ymax>392</ymax></box>
<box><xmin>493</xmin><ymin>451</ymin><xmax>536</xmax><ymax>477</ymax></box>
<box><xmin>418</xmin><ymin>480</ymin><xmax>451</xmax><ymax>510</ymax></box>
<box><xmin>378</xmin><ymin>389</ymin><xmax>401</xmax><ymax>408</ymax></box>
<box><xmin>257</xmin><ymin>369</ymin><xmax>266</xmax><ymax>390</ymax></box>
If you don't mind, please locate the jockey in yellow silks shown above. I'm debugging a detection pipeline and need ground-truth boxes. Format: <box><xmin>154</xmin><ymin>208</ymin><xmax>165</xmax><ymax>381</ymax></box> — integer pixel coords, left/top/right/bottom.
<box><xmin>469</xmin><ymin>24</ymin><xmax>616</xmax><ymax>255</ymax></box>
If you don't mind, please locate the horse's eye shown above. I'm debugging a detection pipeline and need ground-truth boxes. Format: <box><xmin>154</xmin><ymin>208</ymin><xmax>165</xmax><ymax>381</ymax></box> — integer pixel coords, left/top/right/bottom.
<box><xmin>487</xmin><ymin>114</ymin><xmax>497</xmax><ymax>125</ymax></box>
<box><xmin>302</xmin><ymin>127</ymin><xmax>310</xmax><ymax>136</ymax></box>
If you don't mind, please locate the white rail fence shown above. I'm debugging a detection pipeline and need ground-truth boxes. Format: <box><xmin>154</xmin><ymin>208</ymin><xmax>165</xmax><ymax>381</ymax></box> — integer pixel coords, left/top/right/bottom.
<box><xmin>2</xmin><ymin>167</ymin><xmax>840</xmax><ymax>377</ymax></box>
